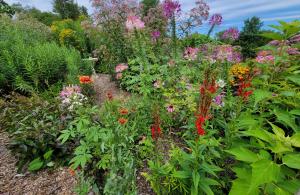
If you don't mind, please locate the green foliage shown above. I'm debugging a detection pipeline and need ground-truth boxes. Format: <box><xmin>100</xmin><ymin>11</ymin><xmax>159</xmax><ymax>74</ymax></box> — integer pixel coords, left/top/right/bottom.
<box><xmin>261</xmin><ymin>20</ymin><xmax>300</xmax><ymax>41</ymax></box>
<box><xmin>0</xmin><ymin>0</ymin><xmax>15</xmax><ymax>17</ymax></box>
<box><xmin>235</xmin><ymin>17</ymin><xmax>271</xmax><ymax>58</ymax></box>
<box><xmin>0</xmin><ymin>94</ymin><xmax>73</xmax><ymax>172</ymax></box>
<box><xmin>53</xmin><ymin>0</ymin><xmax>88</xmax><ymax>20</ymax></box>
<box><xmin>181</xmin><ymin>33</ymin><xmax>216</xmax><ymax>48</ymax></box>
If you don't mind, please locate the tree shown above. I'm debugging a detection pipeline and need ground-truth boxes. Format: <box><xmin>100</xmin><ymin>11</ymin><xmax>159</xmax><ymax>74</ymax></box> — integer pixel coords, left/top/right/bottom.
<box><xmin>53</xmin><ymin>0</ymin><xmax>88</xmax><ymax>20</ymax></box>
<box><xmin>235</xmin><ymin>17</ymin><xmax>271</xmax><ymax>59</ymax></box>
<box><xmin>11</xmin><ymin>3</ymin><xmax>60</xmax><ymax>26</ymax></box>
<box><xmin>0</xmin><ymin>0</ymin><xmax>15</xmax><ymax>17</ymax></box>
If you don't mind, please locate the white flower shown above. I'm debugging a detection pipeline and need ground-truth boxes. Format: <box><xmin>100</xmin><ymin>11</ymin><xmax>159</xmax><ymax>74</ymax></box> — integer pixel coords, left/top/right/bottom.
<box><xmin>217</xmin><ymin>79</ymin><xmax>226</xmax><ymax>88</ymax></box>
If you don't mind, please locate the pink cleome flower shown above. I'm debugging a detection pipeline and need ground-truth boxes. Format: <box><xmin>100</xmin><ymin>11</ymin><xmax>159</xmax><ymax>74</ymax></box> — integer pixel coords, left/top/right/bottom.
<box><xmin>184</xmin><ymin>47</ymin><xmax>199</xmax><ymax>61</ymax></box>
<box><xmin>126</xmin><ymin>16</ymin><xmax>145</xmax><ymax>31</ymax></box>
<box><xmin>115</xmin><ymin>63</ymin><xmax>129</xmax><ymax>73</ymax></box>
<box><xmin>209</xmin><ymin>14</ymin><xmax>222</xmax><ymax>25</ymax></box>
<box><xmin>162</xmin><ymin>0</ymin><xmax>181</xmax><ymax>18</ymax></box>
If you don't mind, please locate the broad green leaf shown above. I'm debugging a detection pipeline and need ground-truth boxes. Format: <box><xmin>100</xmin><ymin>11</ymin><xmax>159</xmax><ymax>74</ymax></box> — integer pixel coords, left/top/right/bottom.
<box><xmin>273</xmin><ymin>109</ymin><xmax>298</xmax><ymax>132</ymax></box>
<box><xmin>232</xmin><ymin>167</ymin><xmax>251</xmax><ymax>179</ymax></box>
<box><xmin>277</xmin><ymin>179</ymin><xmax>300</xmax><ymax>194</ymax></box>
<box><xmin>291</xmin><ymin>133</ymin><xmax>300</xmax><ymax>147</ymax></box>
<box><xmin>282</xmin><ymin>153</ymin><xmax>300</xmax><ymax>169</ymax></box>
<box><xmin>28</xmin><ymin>158</ymin><xmax>44</xmax><ymax>171</ymax></box>
<box><xmin>243</xmin><ymin>129</ymin><xmax>273</xmax><ymax>143</ymax></box>
<box><xmin>261</xmin><ymin>32</ymin><xmax>284</xmax><ymax>40</ymax></box>
<box><xmin>226</xmin><ymin>147</ymin><xmax>259</xmax><ymax>163</ymax></box>
<box><xmin>250</xmin><ymin>159</ymin><xmax>280</xmax><ymax>190</ymax></box>
<box><xmin>230</xmin><ymin>178</ymin><xmax>259</xmax><ymax>195</ymax></box>
<box><xmin>43</xmin><ymin>149</ymin><xmax>54</xmax><ymax>160</ymax></box>
<box><xmin>199</xmin><ymin>178</ymin><xmax>214</xmax><ymax>195</ymax></box>
<box><xmin>290</xmin><ymin>109</ymin><xmax>300</xmax><ymax>116</ymax></box>
<box><xmin>274</xmin><ymin>186</ymin><xmax>290</xmax><ymax>195</ymax></box>
<box><xmin>287</xmin><ymin>75</ymin><xmax>300</xmax><ymax>85</ymax></box>
<box><xmin>268</xmin><ymin>122</ymin><xmax>285</xmax><ymax>138</ymax></box>
<box><xmin>253</xmin><ymin>89</ymin><xmax>273</xmax><ymax>106</ymax></box>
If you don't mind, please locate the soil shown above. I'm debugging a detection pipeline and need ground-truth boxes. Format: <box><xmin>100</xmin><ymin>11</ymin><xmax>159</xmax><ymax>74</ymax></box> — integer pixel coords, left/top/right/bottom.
<box><xmin>0</xmin><ymin>129</ymin><xmax>77</xmax><ymax>195</ymax></box>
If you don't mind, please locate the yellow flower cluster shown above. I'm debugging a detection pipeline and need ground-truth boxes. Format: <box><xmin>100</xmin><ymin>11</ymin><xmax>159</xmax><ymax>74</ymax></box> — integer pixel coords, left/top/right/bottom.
<box><xmin>50</xmin><ymin>24</ymin><xmax>58</xmax><ymax>32</ymax></box>
<box><xmin>229</xmin><ymin>64</ymin><xmax>250</xmax><ymax>83</ymax></box>
<box><xmin>59</xmin><ymin>29</ymin><xmax>74</xmax><ymax>44</ymax></box>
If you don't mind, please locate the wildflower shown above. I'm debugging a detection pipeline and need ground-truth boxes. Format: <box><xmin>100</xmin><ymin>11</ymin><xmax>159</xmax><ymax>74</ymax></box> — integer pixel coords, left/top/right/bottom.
<box><xmin>268</xmin><ymin>40</ymin><xmax>280</xmax><ymax>46</ymax></box>
<box><xmin>216</xmin><ymin>79</ymin><xmax>226</xmax><ymax>88</ymax></box>
<box><xmin>119</xmin><ymin>108</ymin><xmax>129</xmax><ymax>115</ymax></box>
<box><xmin>68</xmin><ymin>168</ymin><xmax>75</xmax><ymax>176</ymax></box>
<box><xmin>290</xmin><ymin>34</ymin><xmax>300</xmax><ymax>43</ymax></box>
<box><xmin>116</xmin><ymin>73</ymin><xmax>123</xmax><ymax>80</ymax></box>
<box><xmin>115</xmin><ymin>63</ymin><xmax>128</xmax><ymax>73</ymax></box>
<box><xmin>166</xmin><ymin>105</ymin><xmax>175</xmax><ymax>113</ymax></box>
<box><xmin>195</xmin><ymin>115</ymin><xmax>207</xmax><ymax>136</ymax></box>
<box><xmin>213</xmin><ymin>93</ymin><xmax>225</xmax><ymax>107</ymax></box>
<box><xmin>153</xmin><ymin>80</ymin><xmax>163</xmax><ymax>88</ymax></box>
<box><xmin>79</xmin><ymin>76</ymin><xmax>93</xmax><ymax>84</ymax></box>
<box><xmin>106</xmin><ymin>91</ymin><xmax>113</xmax><ymax>101</ymax></box>
<box><xmin>118</xmin><ymin>118</ymin><xmax>128</xmax><ymax>125</ymax></box>
<box><xmin>222</xmin><ymin>28</ymin><xmax>240</xmax><ymax>41</ymax></box>
<box><xmin>126</xmin><ymin>16</ymin><xmax>145</xmax><ymax>31</ymax></box>
<box><xmin>151</xmin><ymin>125</ymin><xmax>161</xmax><ymax>139</ymax></box>
<box><xmin>287</xmin><ymin>47</ymin><xmax>300</xmax><ymax>55</ymax></box>
<box><xmin>183</xmin><ymin>47</ymin><xmax>199</xmax><ymax>61</ymax></box>
<box><xmin>213</xmin><ymin>45</ymin><xmax>242</xmax><ymax>63</ymax></box>
<box><xmin>151</xmin><ymin>30</ymin><xmax>161</xmax><ymax>41</ymax></box>
<box><xmin>209</xmin><ymin>14</ymin><xmax>222</xmax><ymax>25</ymax></box>
<box><xmin>256</xmin><ymin>50</ymin><xmax>274</xmax><ymax>63</ymax></box>
<box><xmin>162</xmin><ymin>0</ymin><xmax>181</xmax><ymax>18</ymax></box>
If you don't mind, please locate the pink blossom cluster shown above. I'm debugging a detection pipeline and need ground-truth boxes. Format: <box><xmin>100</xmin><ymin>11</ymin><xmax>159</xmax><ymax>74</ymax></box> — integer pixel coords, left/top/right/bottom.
<box><xmin>126</xmin><ymin>15</ymin><xmax>145</xmax><ymax>31</ymax></box>
<box><xmin>256</xmin><ymin>51</ymin><xmax>275</xmax><ymax>63</ymax></box>
<box><xmin>222</xmin><ymin>28</ymin><xmax>240</xmax><ymax>41</ymax></box>
<box><xmin>286</xmin><ymin>47</ymin><xmax>300</xmax><ymax>55</ymax></box>
<box><xmin>183</xmin><ymin>47</ymin><xmax>199</xmax><ymax>61</ymax></box>
<box><xmin>115</xmin><ymin>63</ymin><xmax>129</xmax><ymax>79</ymax></box>
<box><xmin>213</xmin><ymin>45</ymin><xmax>242</xmax><ymax>63</ymax></box>
<box><xmin>162</xmin><ymin>0</ymin><xmax>181</xmax><ymax>18</ymax></box>
<box><xmin>151</xmin><ymin>30</ymin><xmax>161</xmax><ymax>41</ymax></box>
<box><xmin>189</xmin><ymin>0</ymin><xmax>210</xmax><ymax>26</ymax></box>
<box><xmin>59</xmin><ymin>85</ymin><xmax>86</xmax><ymax>111</ymax></box>
<box><xmin>60</xmin><ymin>85</ymin><xmax>81</xmax><ymax>99</ymax></box>
<box><xmin>209</xmin><ymin>14</ymin><xmax>222</xmax><ymax>25</ymax></box>
<box><xmin>290</xmin><ymin>34</ymin><xmax>300</xmax><ymax>43</ymax></box>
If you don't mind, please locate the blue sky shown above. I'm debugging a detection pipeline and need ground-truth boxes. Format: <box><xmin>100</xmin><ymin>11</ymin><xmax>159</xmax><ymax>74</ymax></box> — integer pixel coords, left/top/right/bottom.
<box><xmin>5</xmin><ymin>0</ymin><xmax>300</xmax><ymax>34</ymax></box>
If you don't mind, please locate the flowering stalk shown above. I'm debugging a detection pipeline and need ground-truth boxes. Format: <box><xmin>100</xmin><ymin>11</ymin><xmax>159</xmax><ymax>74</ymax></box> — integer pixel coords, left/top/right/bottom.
<box><xmin>171</xmin><ymin>15</ymin><xmax>178</xmax><ymax>59</ymax></box>
<box><xmin>151</xmin><ymin>105</ymin><xmax>162</xmax><ymax>140</ymax></box>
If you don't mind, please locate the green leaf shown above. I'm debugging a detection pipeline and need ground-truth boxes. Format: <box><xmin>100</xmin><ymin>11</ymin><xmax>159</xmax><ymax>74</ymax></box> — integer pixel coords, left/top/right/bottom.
<box><xmin>287</xmin><ymin>75</ymin><xmax>300</xmax><ymax>85</ymax></box>
<box><xmin>43</xmin><ymin>149</ymin><xmax>54</xmax><ymax>160</ymax></box>
<box><xmin>291</xmin><ymin>133</ymin><xmax>300</xmax><ymax>147</ymax></box>
<box><xmin>268</xmin><ymin>122</ymin><xmax>285</xmax><ymax>138</ymax></box>
<box><xmin>261</xmin><ymin>32</ymin><xmax>284</xmax><ymax>40</ymax></box>
<box><xmin>172</xmin><ymin>171</ymin><xmax>190</xmax><ymax>179</ymax></box>
<box><xmin>282</xmin><ymin>153</ymin><xmax>300</xmax><ymax>169</ymax></box>
<box><xmin>253</xmin><ymin>89</ymin><xmax>273</xmax><ymax>106</ymax></box>
<box><xmin>232</xmin><ymin>167</ymin><xmax>251</xmax><ymax>179</ymax></box>
<box><xmin>277</xmin><ymin>179</ymin><xmax>300</xmax><ymax>194</ymax></box>
<box><xmin>243</xmin><ymin>129</ymin><xmax>273</xmax><ymax>143</ymax></box>
<box><xmin>226</xmin><ymin>147</ymin><xmax>259</xmax><ymax>163</ymax></box>
<box><xmin>250</xmin><ymin>159</ymin><xmax>280</xmax><ymax>190</ymax></box>
<box><xmin>46</xmin><ymin>162</ymin><xmax>54</xmax><ymax>167</ymax></box>
<box><xmin>273</xmin><ymin>109</ymin><xmax>298</xmax><ymax>132</ymax></box>
<box><xmin>28</xmin><ymin>158</ymin><xmax>44</xmax><ymax>171</ymax></box>
<box><xmin>230</xmin><ymin>178</ymin><xmax>259</xmax><ymax>195</ymax></box>
<box><xmin>290</xmin><ymin>109</ymin><xmax>300</xmax><ymax>116</ymax></box>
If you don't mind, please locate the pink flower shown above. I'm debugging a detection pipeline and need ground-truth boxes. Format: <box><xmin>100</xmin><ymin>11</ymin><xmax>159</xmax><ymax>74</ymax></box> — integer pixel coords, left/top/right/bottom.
<box><xmin>184</xmin><ymin>47</ymin><xmax>199</xmax><ymax>61</ymax></box>
<box><xmin>287</xmin><ymin>47</ymin><xmax>300</xmax><ymax>55</ymax></box>
<box><xmin>115</xmin><ymin>63</ymin><xmax>128</xmax><ymax>73</ymax></box>
<box><xmin>256</xmin><ymin>50</ymin><xmax>275</xmax><ymax>63</ymax></box>
<box><xmin>209</xmin><ymin>14</ymin><xmax>222</xmax><ymax>25</ymax></box>
<box><xmin>162</xmin><ymin>0</ymin><xmax>181</xmax><ymax>18</ymax></box>
<box><xmin>166</xmin><ymin>105</ymin><xmax>175</xmax><ymax>113</ymax></box>
<box><xmin>153</xmin><ymin>80</ymin><xmax>161</xmax><ymax>88</ymax></box>
<box><xmin>222</xmin><ymin>28</ymin><xmax>240</xmax><ymax>41</ymax></box>
<box><xmin>151</xmin><ymin>30</ymin><xmax>161</xmax><ymax>41</ymax></box>
<box><xmin>290</xmin><ymin>34</ymin><xmax>300</xmax><ymax>43</ymax></box>
<box><xmin>116</xmin><ymin>73</ymin><xmax>123</xmax><ymax>80</ymax></box>
<box><xmin>126</xmin><ymin>16</ymin><xmax>145</xmax><ymax>31</ymax></box>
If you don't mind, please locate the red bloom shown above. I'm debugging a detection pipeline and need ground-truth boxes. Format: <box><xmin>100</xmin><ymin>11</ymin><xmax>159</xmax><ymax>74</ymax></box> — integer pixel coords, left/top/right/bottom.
<box><xmin>151</xmin><ymin>125</ymin><xmax>161</xmax><ymax>139</ymax></box>
<box><xmin>118</xmin><ymin>118</ymin><xmax>128</xmax><ymax>125</ymax></box>
<box><xmin>195</xmin><ymin>115</ymin><xmax>207</xmax><ymax>136</ymax></box>
<box><xmin>106</xmin><ymin>91</ymin><xmax>113</xmax><ymax>101</ymax></box>
<box><xmin>79</xmin><ymin>76</ymin><xmax>93</xmax><ymax>84</ymax></box>
<box><xmin>119</xmin><ymin>108</ymin><xmax>129</xmax><ymax>115</ymax></box>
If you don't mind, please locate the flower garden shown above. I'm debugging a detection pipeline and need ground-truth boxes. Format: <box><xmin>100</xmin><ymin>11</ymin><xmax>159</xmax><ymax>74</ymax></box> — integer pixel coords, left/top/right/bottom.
<box><xmin>0</xmin><ymin>0</ymin><xmax>300</xmax><ymax>194</ymax></box>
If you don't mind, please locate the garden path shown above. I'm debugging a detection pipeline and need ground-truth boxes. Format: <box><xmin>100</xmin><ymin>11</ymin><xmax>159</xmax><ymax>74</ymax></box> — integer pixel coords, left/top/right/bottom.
<box><xmin>0</xmin><ymin>130</ymin><xmax>76</xmax><ymax>195</ymax></box>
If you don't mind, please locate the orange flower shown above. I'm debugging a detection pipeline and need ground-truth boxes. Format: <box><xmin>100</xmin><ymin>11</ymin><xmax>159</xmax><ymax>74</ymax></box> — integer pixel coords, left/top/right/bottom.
<box><xmin>118</xmin><ymin>118</ymin><xmax>128</xmax><ymax>125</ymax></box>
<box><xmin>79</xmin><ymin>76</ymin><xmax>93</xmax><ymax>84</ymax></box>
<box><xmin>119</xmin><ymin>108</ymin><xmax>129</xmax><ymax>115</ymax></box>
<box><xmin>68</xmin><ymin>168</ymin><xmax>75</xmax><ymax>176</ymax></box>
<box><xmin>106</xmin><ymin>91</ymin><xmax>113</xmax><ymax>101</ymax></box>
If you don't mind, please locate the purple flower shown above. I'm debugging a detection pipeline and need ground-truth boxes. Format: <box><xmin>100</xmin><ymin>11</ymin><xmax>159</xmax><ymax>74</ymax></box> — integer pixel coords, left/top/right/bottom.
<box><xmin>268</xmin><ymin>40</ymin><xmax>281</xmax><ymax>46</ymax></box>
<box><xmin>213</xmin><ymin>93</ymin><xmax>225</xmax><ymax>107</ymax></box>
<box><xmin>126</xmin><ymin>16</ymin><xmax>145</xmax><ymax>31</ymax></box>
<box><xmin>209</xmin><ymin>14</ymin><xmax>222</xmax><ymax>25</ymax></box>
<box><xmin>213</xmin><ymin>45</ymin><xmax>242</xmax><ymax>63</ymax></box>
<box><xmin>222</xmin><ymin>28</ymin><xmax>240</xmax><ymax>41</ymax></box>
<box><xmin>162</xmin><ymin>0</ymin><xmax>181</xmax><ymax>18</ymax></box>
<box><xmin>290</xmin><ymin>34</ymin><xmax>300</xmax><ymax>43</ymax></box>
<box><xmin>287</xmin><ymin>47</ymin><xmax>300</xmax><ymax>55</ymax></box>
<box><xmin>151</xmin><ymin>30</ymin><xmax>161</xmax><ymax>41</ymax></box>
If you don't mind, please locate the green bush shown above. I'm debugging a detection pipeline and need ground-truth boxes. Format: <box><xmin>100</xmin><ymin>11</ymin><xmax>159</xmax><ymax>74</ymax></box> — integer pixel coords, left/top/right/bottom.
<box><xmin>0</xmin><ymin>16</ymin><xmax>92</xmax><ymax>94</ymax></box>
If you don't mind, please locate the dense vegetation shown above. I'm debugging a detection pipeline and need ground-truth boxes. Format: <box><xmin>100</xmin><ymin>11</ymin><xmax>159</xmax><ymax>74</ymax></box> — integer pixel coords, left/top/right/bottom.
<box><xmin>0</xmin><ymin>0</ymin><xmax>299</xmax><ymax>194</ymax></box>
